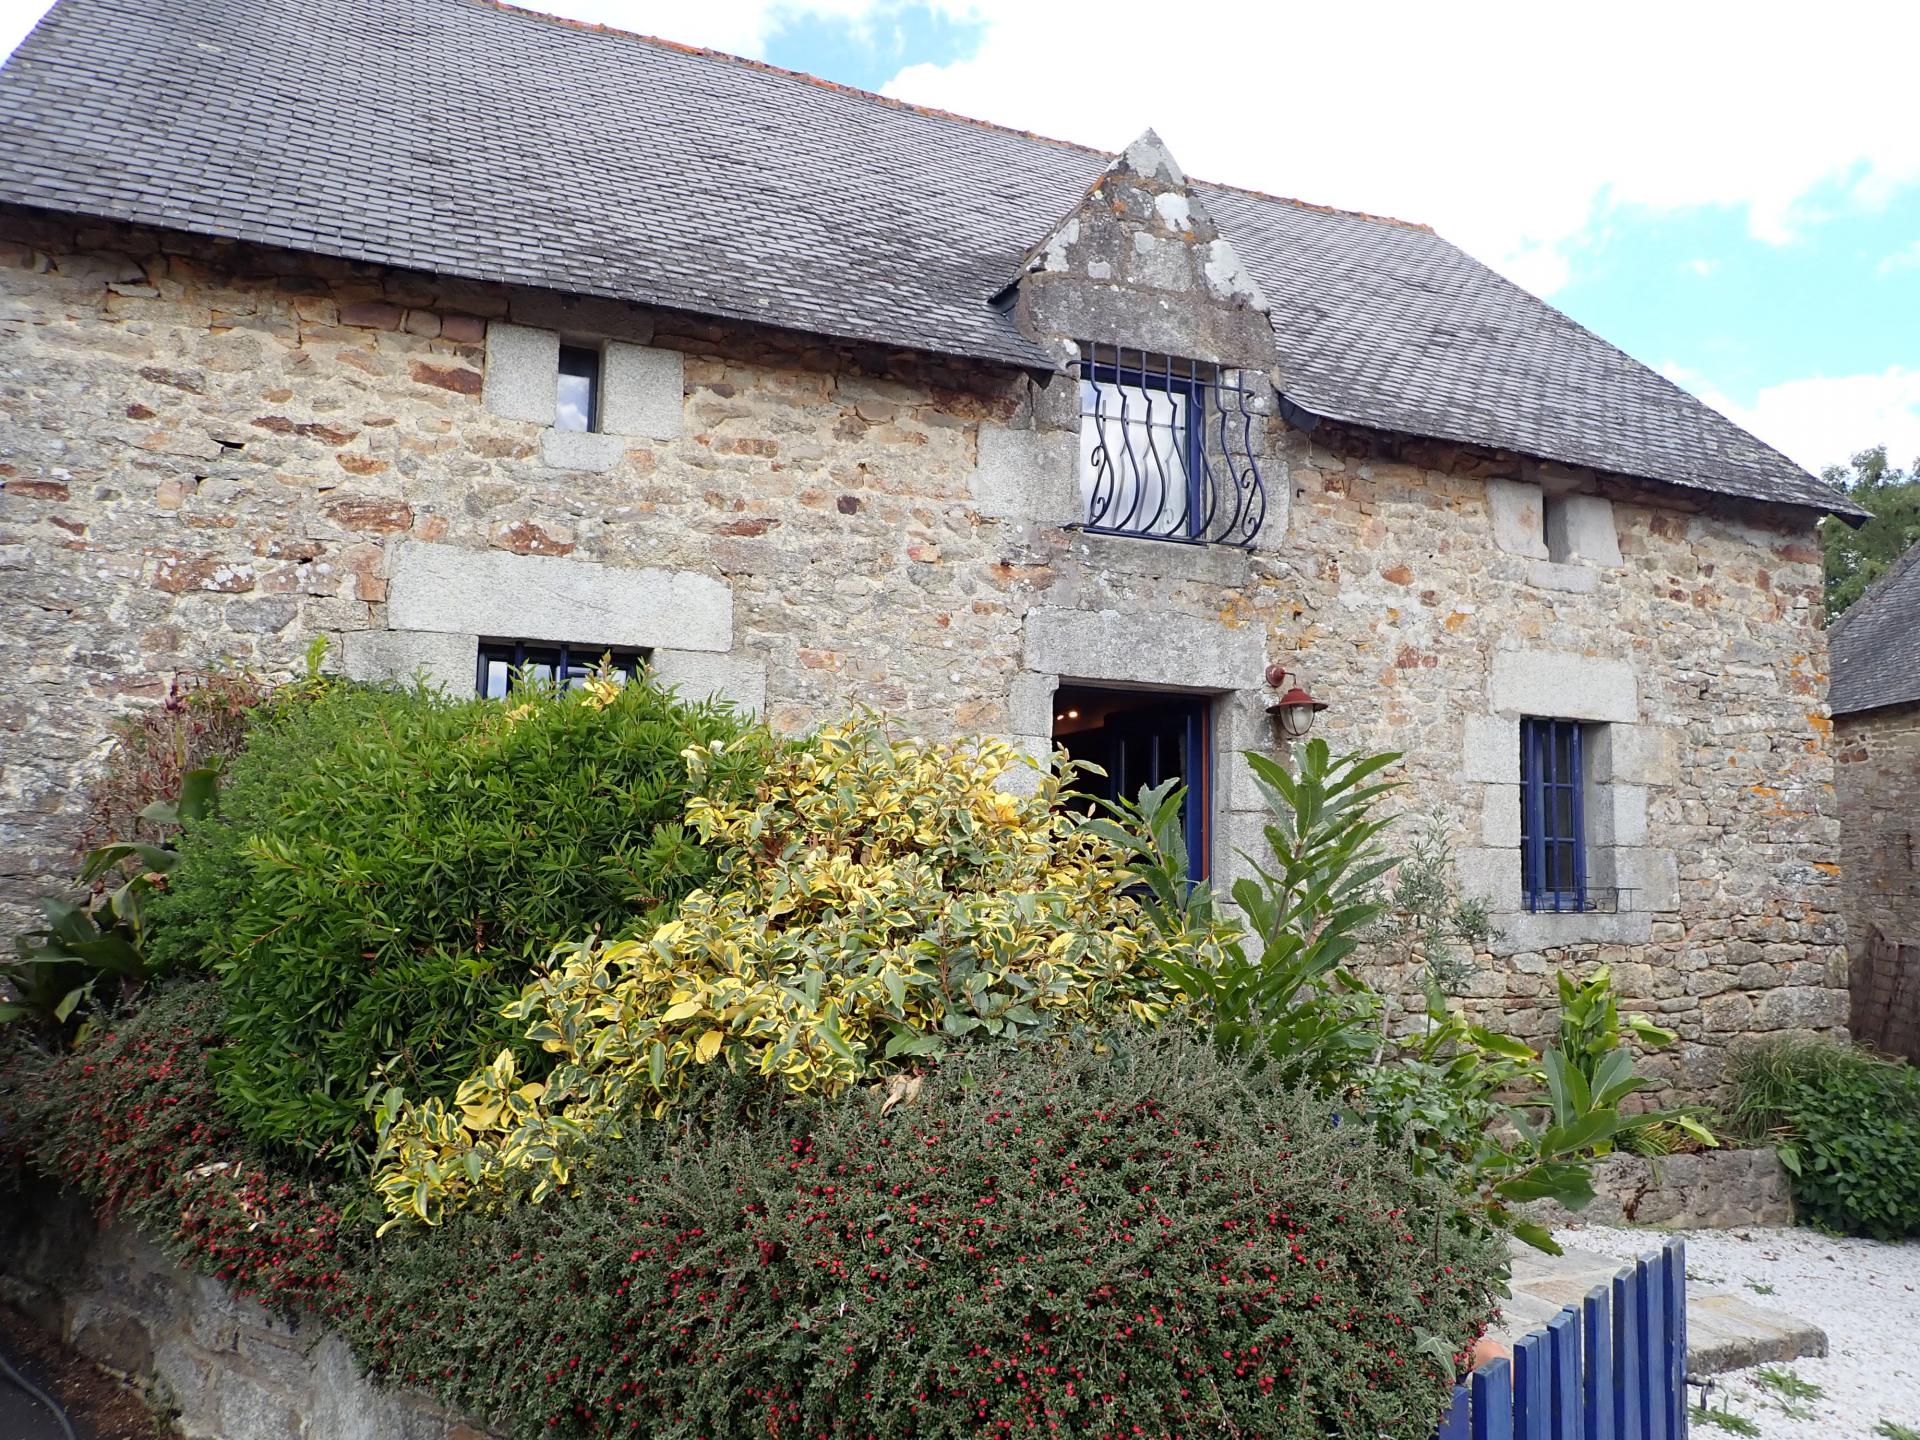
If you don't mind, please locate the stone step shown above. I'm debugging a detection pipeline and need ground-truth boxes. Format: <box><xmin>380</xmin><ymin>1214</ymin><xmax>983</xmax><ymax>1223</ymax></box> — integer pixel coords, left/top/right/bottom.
<box><xmin>1684</xmin><ymin>1292</ymin><xmax>1828</xmax><ymax>1375</ymax></box>
<box><xmin>1495</xmin><ymin>1242</ymin><xmax>1828</xmax><ymax>1377</ymax></box>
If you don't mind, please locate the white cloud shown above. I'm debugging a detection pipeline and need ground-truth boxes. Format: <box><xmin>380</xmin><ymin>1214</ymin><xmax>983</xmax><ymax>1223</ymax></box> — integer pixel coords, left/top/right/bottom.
<box><xmin>0</xmin><ymin>0</ymin><xmax>53</xmax><ymax>59</ymax></box>
<box><xmin>1684</xmin><ymin>258</ymin><xmax>1719</xmax><ymax>279</ymax></box>
<box><xmin>1878</xmin><ymin>240</ymin><xmax>1920</xmax><ymax>276</ymax></box>
<box><xmin>1663</xmin><ymin>363</ymin><xmax>1920</xmax><ymax>475</ymax></box>
<box><xmin>872</xmin><ymin>0</ymin><xmax>1920</xmax><ymax>295</ymax></box>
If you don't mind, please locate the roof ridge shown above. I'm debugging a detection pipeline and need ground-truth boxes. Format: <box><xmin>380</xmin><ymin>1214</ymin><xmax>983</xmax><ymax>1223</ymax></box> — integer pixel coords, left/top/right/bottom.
<box><xmin>467</xmin><ymin>0</ymin><xmax>1434</xmax><ymax>234</ymax></box>
<box><xmin>1830</xmin><ymin>532</ymin><xmax>1920</xmax><ymax>638</ymax></box>
<box><xmin>1194</xmin><ymin>178</ymin><xmax>1431</xmax><ymax>234</ymax></box>
<box><xmin>470</xmin><ymin>0</ymin><xmax>1109</xmax><ymax>158</ymax></box>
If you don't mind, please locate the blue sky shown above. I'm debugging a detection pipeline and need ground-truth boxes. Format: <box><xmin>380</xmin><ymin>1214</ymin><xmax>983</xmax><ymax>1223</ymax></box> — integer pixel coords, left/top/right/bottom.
<box><xmin>3</xmin><ymin>0</ymin><xmax>1915</xmax><ymax>477</ymax></box>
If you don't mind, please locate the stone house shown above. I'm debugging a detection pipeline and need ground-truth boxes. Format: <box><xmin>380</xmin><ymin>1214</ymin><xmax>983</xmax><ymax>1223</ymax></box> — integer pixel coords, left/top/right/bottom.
<box><xmin>0</xmin><ymin>0</ymin><xmax>1869</xmax><ymax>1096</ymax></box>
<box><xmin>1829</xmin><ymin>543</ymin><xmax>1920</xmax><ymax>1060</ymax></box>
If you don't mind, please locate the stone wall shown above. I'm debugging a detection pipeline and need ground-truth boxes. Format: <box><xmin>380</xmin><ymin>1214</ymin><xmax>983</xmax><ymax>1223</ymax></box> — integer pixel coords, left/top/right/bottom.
<box><xmin>0</xmin><ymin>203</ymin><xmax>1850</xmax><ymax>1102</ymax></box>
<box><xmin>1834</xmin><ymin>701</ymin><xmax>1920</xmax><ymax>1058</ymax></box>
<box><xmin>0</xmin><ymin>1184</ymin><xmax>494</xmax><ymax>1440</ymax></box>
<box><xmin>1522</xmin><ymin>1147</ymin><xmax>1795</xmax><ymax>1230</ymax></box>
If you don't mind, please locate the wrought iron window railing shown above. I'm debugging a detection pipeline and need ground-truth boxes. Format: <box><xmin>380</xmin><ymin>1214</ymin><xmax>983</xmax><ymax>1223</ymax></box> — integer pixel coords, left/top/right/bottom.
<box><xmin>476</xmin><ymin>639</ymin><xmax>645</xmax><ymax>698</ymax></box>
<box><xmin>1074</xmin><ymin>344</ymin><xmax>1267</xmax><ymax>547</ymax></box>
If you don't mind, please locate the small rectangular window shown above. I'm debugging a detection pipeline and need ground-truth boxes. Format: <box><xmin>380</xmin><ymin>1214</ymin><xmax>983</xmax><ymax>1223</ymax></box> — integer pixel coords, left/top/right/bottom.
<box><xmin>556</xmin><ymin>345</ymin><xmax>601</xmax><ymax>432</ymax></box>
<box><xmin>1543</xmin><ymin>494</ymin><xmax>1572</xmax><ymax>562</ymax></box>
<box><xmin>476</xmin><ymin>639</ymin><xmax>643</xmax><ymax>698</ymax></box>
<box><xmin>1521</xmin><ymin>717</ymin><xmax>1588</xmax><ymax>912</ymax></box>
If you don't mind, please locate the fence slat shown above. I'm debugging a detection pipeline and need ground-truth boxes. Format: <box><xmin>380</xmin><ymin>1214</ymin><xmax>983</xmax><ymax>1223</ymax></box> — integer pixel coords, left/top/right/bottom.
<box><xmin>1665</xmin><ymin>1239</ymin><xmax>1690</xmax><ymax>1439</ymax></box>
<box><xmin>1447</xmin><ymin>1240</ymin><xmax>1689</xmax><ymax>1440</ymax></box>
<box><xmin>1582</xmin><ymin>1284</ymin><xmax>1614</xmax><ymax>1440</ymax></box>
<box><xmin>1514</xmin><ymin>1329</ymin><xmax>1549</xmax><ymax>1440</ymax></box>
<box><xmin>1639</xmin><ymin>1255</ymin><xmax>1669</xmax><ymax>1440</ymax></box>
<box><xmin>1548</xmin><ymin>1306</ymin><xmax>1581</xmax><ymax>1440</ymax></box>
<box><xmin>1472</xmin><ymin>1357</ymin><xmax>1514</xmax><ymax>1440</ymax></box>
<box><xmin>1615</xmin><ymin>1268</ymin><xmax>1645</xmax><ymax>1440</ymax></box>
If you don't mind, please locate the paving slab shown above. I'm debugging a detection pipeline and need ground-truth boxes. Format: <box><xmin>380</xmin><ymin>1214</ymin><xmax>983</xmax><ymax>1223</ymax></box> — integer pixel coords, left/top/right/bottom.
<box><xmin>1495</xmin><ymin>1240</ymin><xmax>1828</xmax><ymax>1377</ymax></box>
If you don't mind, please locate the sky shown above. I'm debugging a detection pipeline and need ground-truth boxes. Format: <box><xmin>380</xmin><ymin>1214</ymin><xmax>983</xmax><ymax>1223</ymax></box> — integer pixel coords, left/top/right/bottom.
<box><xmin>2</xmin><ymin>0</ymin><xmax>1916</xmax><ymax>480</ymax></box>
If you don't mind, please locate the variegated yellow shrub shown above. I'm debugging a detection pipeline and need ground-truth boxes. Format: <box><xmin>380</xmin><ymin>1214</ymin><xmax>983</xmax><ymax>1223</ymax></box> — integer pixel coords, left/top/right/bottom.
<box><xmin>371</xmin><ymin>719</ymin><xmax>1206</xmax><ymax>1228</ymax></box>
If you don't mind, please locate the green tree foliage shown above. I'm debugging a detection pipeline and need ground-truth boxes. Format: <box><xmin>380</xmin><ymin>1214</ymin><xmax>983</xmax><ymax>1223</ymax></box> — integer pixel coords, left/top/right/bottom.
<box><xmin>1107</xmin><ymin>746</ymin><xmax>1711</xmax><ymax>1252</ymax></box>
<box><xmin>146</xmin><ymin>672</ymin><xmax>764</xmax><ymax>1166</ymax></box>
<box><xmin>1822</xmin><ymin>445</ymin><xmax>1920</xmax><ymax>617</ymax></box>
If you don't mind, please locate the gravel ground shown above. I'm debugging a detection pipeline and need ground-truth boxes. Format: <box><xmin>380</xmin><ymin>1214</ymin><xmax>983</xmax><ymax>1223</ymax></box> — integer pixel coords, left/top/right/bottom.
<box><xmin>1556</xmin><ymin>1222</ymin><xmax>1920</xmax><ymax>1440</ymax></box>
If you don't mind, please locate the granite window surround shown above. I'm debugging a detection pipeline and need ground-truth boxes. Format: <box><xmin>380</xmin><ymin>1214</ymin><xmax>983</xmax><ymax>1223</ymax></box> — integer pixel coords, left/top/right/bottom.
<box><xmin>1485</xmin><ymin>475</ymin><xmax>1624</xmax><ymax>595</ymax></box>
<box><xmin>481</xmin><ymin>320</ymin><xmax>685</xmax><ymax>472</ymax></box>
<box><xmin>336</xmin><ymin>543</ymin><xmax>766</xmax><ymax>716</ymax></box>
<box><xmin>1008</xmin><ymin>604</ymin><xmax>1278</xmax><ymax>892</ymax></box>
<box><xmin>1458</xmin><ymin>649</ymin><xmax>1678</xmax><ymax>955</ymax></box>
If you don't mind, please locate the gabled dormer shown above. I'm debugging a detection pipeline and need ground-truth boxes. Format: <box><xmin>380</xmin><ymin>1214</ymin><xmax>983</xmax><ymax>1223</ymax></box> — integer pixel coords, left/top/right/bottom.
<box><xmin>999</xmin><ymin>130</ymin><xmax>1273</xmax><ymax>371</ymax></box>
<box><xmin>996</xmin><ymin>131</ymin><xmax>1278</xmax><ymax>548</ymax></box>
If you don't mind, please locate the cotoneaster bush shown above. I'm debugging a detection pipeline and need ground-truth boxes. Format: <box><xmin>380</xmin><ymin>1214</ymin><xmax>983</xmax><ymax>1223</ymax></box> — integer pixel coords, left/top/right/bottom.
<box><xmin>148</xmin><ymin>672</ymin><xmax>766</xmax><ymax>1167</ymax></box>
<box><xmin>371</xmin><ymin>721</ymin><xmax>1195</xmax><ymax>1225</ymax></box>
<box><xmin>350</xmin><ymin>1030</ymin><xmax>1503</xmax><ymax>1440</ymax></box>
<box><xmin>0</xmin><ymin>981</ymin><xmax>362</xmax><ymax>1318</ymax></box>
<box><xmin>1729</xmin><ymin>1036</ymin><xmax>1920</xmax><ymax>1240</ymax></box>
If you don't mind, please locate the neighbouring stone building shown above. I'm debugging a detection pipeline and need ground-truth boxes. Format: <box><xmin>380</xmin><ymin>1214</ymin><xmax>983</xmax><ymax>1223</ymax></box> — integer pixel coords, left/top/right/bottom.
<box><xmin>1829</xmin><ymin>543</ymin><xmax>1920</xmax><ymax>1060</ymax></box>
<box><xmin>0</xmin><ymin>0</ymin><xmax>1869</xmax><ymax>1099</ymax></box>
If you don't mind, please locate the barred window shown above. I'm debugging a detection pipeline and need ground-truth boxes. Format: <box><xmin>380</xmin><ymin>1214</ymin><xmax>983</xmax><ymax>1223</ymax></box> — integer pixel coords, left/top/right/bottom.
<box><xmin>1075</xmin><ymin>345</ymin><xmax>1267</xmax><ymax>547</ymax></box>
<box><xmin>476</xmin><ymin>639</ymin><xmax>644</xmax><ymax>698</ymax></box>
<box><xmin>1521</xmin><ymin>717</ymin><xmax>1589</xmax><ymax>912</ymax></box>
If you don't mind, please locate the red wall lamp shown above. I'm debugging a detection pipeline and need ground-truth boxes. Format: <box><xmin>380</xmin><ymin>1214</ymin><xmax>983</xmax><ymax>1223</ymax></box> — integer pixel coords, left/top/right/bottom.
<box><xmin>1264</xmin><ymin>664</ymin><xmax>1328</xmax><ymax>740</ymax></box>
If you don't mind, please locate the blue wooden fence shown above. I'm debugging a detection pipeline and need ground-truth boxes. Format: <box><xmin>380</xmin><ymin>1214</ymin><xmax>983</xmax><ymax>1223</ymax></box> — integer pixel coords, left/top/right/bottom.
<box><xmin>1436</xmin><ymin>1237</ymin><xmax>1688</xmax><ymax>1440</ymax></box>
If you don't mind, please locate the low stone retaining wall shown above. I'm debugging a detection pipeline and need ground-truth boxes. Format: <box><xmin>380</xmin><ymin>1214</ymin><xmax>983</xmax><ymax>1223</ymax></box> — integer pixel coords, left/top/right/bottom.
<box><xmin>1530</xmin><ymin>1146</ymin><xmax>1794</xmax><ymax>1229</ymax></box>
<box><xmin>0</xmin><ymin>1185</ymin><xmax>494</xmax><ymax>1440</ymax></box>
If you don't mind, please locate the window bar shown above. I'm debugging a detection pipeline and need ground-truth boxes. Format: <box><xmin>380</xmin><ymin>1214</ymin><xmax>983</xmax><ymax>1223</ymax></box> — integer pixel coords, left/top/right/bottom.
<box><xmin>1181</xmin><ymin>701</ymin><xmax>1211</xmax><ymax>882</ymax></box>
<box><xmin>1177</xmin><ymin>352</ymin><xmax>1206</xmax><ymax>538</ymax></box>
<box><xmin>1524</xmin><ymin>723</ymin><xmax>1541</xmax><ymax>913</ymax></box>
<box><xmin>1570</xmin><ymin>722</ymin><xmax>1587</xmax><ymax>912</ymax></box>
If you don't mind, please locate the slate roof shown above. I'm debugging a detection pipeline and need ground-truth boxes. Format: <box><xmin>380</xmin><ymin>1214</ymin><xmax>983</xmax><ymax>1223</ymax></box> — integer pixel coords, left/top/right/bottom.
<box><xmin>1829</xmin><ymin>542</ymin><xmax>1920</xmax><ymax>715</ymax></box>
<box><xmin>0</xmin><ymin>0</ymin><xmax>1863</xmax><ymax>518</ymax></box>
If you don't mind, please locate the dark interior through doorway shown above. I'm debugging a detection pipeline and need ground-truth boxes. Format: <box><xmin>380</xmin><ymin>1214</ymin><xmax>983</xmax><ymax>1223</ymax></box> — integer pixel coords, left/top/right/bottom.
<box><xmin>1052</xmin><ymin>685</ymin><xmax>1212</xmax><ymax>880</ymax></box>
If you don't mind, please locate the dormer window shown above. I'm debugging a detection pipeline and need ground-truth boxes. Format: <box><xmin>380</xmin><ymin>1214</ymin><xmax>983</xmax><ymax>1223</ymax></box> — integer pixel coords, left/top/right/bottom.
<box><xmin>1074</xmin><ymin>344</ymin><xmax>1266</xmax><ymax>547</ymax></box>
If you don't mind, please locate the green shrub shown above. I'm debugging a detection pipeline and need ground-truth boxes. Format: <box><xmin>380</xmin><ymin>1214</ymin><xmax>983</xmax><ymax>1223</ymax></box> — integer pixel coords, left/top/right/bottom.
<box><xmin>350</xmin><ymin>1030</ymin><xmax>1504</xmax><ymax>1440</ymax></box>
<box><xmin>1728</xmin><ymin>1036</ymin><xmax>1920</xmax><ymax>1240</ymax></box>
<box><xmin>148</xmin><ymin>673</ymin><xmax>764</xmax><ymax>1166</ymax></box>
<box><xmin>371</xmin><ymin>720</ymin><xmax>1189</xmax><ymax>1225</ymax></box>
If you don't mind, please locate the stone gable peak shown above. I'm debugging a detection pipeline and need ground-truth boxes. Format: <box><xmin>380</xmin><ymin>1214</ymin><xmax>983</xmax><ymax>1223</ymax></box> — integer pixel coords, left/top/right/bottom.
<box><xmin>1003</xmin><ymin>129</ymin><xmax>1271</xmax><ymax>367</ymax></box>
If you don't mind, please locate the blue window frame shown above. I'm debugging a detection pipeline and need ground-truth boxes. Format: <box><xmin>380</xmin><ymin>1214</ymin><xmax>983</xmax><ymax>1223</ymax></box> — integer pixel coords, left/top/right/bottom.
<box><xmin>1074</xmin><ymin>343</ymin><xmax>1269</xmax><ymax>547</ymax></box>
<box><xmin>1521</xmin><ymin>717</ymin><xmax>1587</xmax><ymax>912</ymax></box>
<box><xmin>476</xmin><ymin>639</ymin><xmax>643</xmax><ymax>698</ymax></box>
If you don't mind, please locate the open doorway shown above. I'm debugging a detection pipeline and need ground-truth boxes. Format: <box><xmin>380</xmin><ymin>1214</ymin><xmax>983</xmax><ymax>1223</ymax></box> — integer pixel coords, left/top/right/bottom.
<box><xmin>1052</xmin><ymin>685</ymin><xmax>1213</xmax><ymax>880</ymax></box>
